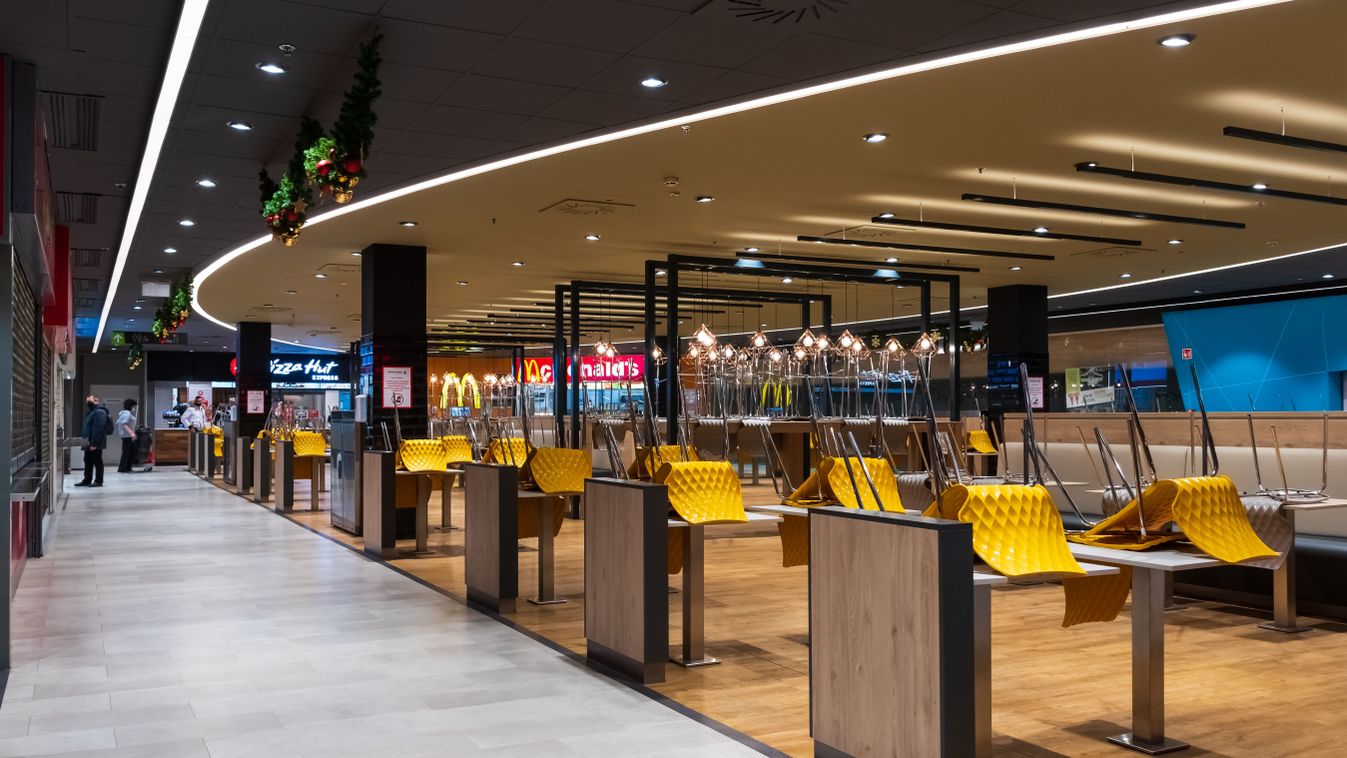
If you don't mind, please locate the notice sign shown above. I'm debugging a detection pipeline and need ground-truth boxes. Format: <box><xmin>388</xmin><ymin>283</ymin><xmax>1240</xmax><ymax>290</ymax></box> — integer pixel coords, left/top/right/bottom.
<box><xmin>1026</xmin><ymin>376</ymin><xmax>1045</xmax><ymax>410</ymax></box>
<box><xmin>382</xmin><ymin>366</ymin><xmax>412</xmax><ymax>409</ymax></box>
<box><xmin>246</xmin><ymin>390</ymin><xmax>265</xmax><ymax>414</ymax></box>
<box><xmin>1181</xmin><ymin>347</ymin><xmax>1193</xmax><ymax>361</ymax></box>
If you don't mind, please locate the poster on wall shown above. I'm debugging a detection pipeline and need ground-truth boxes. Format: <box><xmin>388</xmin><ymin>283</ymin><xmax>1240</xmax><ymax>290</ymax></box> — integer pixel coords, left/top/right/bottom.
<box><xmin>382</xmin><ymin>366</ymin><xmax>412</xmax><ymax>409</ymax></box>
<box><xmin>246</xmin><ymin>390</ymin><xmax>265</xmax><ymax>414</ymax></box>
<box><xmin>186</xmin><ymin>382</ymin><xmax>212</xmax><ymax>408</ymax></box>
<box><xmin>1066</xmin><ymin>366</ymin><xmax>1113</xmax><ymax>409</ymax></box>
<box><xmin>1026</xmin><ymin>376</ymin><xmax>1045</xmax><ymax>410</ymax></box>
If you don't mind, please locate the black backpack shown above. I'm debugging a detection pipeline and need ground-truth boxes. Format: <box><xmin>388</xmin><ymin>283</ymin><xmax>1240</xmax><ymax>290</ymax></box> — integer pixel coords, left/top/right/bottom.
<box><xmin>102</xmin><ymin>408</ymin><xmax>114</xmax><ymax>437</ymax></box>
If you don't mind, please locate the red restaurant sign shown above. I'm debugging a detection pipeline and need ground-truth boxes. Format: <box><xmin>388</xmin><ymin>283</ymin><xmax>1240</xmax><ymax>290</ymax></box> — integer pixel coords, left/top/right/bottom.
<box><xmin>520</xmin><ymin>355</ymin><xmax>645</xmax><ymax>384</ymax></box>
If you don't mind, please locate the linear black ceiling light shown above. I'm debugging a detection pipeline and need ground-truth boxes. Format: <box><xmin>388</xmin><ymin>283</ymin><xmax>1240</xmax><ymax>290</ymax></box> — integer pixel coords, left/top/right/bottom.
<box><xmin>870</xmin><ymin>215</ymin><xmax>1141</xmax><ymax>246</ymax></box>
<box><xmin>796</xmin><ymin>234</ymin><xmax>1054</xmax><ymax>262</ymax></box>
<box><xmin>1075</xmin><ymin>162</ymin><xmax>1347</xmax><ymax>206</ymax></box>
<box><xmin>1223</xmin><ymin>126</ymin><xmax>1347</xmax><ymax>156</ymax></box>
<box><xmin>961</xmin><ymin>193</ymin><xmax>1245</xmax><ymax>229</ymax></box>
<box><xmin>736</xmin><ymin>251</ymin><xmax>979</xmax><ymax>273</ymax></box>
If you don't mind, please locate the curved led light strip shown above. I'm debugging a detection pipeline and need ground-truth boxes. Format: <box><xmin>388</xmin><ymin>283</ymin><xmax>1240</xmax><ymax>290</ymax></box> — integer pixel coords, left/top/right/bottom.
<box><xmin>192</xmin><ymin>0</ymin><xmax>1288</xmax><ymax>351</ymax></box>
<box><xmin>93</xmin><ymin>0</ymin><xmax>210</xmax><ymax>352</ymax></box>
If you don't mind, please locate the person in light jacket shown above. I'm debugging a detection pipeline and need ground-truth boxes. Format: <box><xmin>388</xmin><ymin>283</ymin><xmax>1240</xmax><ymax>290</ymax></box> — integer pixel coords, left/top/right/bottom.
<box><xmin>116</xmin><ymin>398</ymin><xmax>139</xmax><ymax>473</ymax></box>
<box><xmin>76</xmin><ymin>396</ymin><xmax>110</xmax><ymax>487</ymax></box>
<box><xmin>180</xmin><ymin>396</ymin><xmax>207</xmax><ymax>430</ymax></box>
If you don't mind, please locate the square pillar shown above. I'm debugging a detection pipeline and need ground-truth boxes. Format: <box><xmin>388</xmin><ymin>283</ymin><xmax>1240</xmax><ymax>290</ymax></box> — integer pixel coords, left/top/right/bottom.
<box><xmin>360</xmin><ymin>244</ymin><xmax>427</xmax><ymax>441</ymax></box>
<box><xmin>235</xmin><ymin>321</ymin><xmax>271</xmax><ymax>438</ymax></box>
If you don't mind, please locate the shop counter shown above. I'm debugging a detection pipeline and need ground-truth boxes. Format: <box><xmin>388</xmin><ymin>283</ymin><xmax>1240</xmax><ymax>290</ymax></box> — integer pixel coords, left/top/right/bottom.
<box><xmin>154</xmin><ymin>428</ymin><xmax>190</xmax><ymax>465</ymax></box>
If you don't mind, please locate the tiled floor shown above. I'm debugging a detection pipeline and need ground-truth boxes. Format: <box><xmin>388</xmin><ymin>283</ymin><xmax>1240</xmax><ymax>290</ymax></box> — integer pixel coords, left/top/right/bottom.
<box><xmin>1</xmin><ymin>470</ymin><xmax>763</xmax><ymax>758</ymax></box>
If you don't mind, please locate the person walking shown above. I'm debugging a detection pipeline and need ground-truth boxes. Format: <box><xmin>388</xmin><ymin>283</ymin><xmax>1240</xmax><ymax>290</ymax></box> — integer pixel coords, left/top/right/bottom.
<box><xmin>77</xmin><ymin>395</ymin><xmax>111</xmax><ymax>487</ymax></box>
<box><xmin>116</xmin><ymin>398</ymin><xmax>139</xmax><ymax>473</ymax></box>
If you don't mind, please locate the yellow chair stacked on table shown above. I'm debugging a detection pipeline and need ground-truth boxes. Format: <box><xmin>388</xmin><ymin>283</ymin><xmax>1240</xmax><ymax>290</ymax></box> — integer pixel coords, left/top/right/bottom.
<box><xmin>967</xmin><ymin>429</ymin><xmax>998</xmax><ymax>455</ymax></box>
<box><xmin>203</xmin><ymin>426</ymin><xmax>224</xmax><ymax>458</ymax></box>
<box><xmin>1069</xmin><ymin>476</ymin><xmax>1277</xmax><ymax>564</ymax></box>
<box><xmin>656</xmin><ymin>460</ymin><xmax>746</xmax><ymax>575</ymax></box>
<box><xmin>523</xmin><ymin>447</ymin><xmax>591</xmax><ymax>494</ymax></box>
<box><xmin>778</xmin><ymin>457</ymin><xmax>906</xmax><ymax>567</ymax></box>
<box><xmin>439</xmin><ymin>435</ymin><xmax>473</xmax><ymax>464</ymax></box>
<box><xmin>628</xmin><ymin>445</ymin><xmax>697</xmax><ymax>480</ymax></box>
<box><xmin>291</xmin><ymin>430</ymin><xmax>326</xmax><ymax>457</ymax></box>
<box><xmin>397</xmin><ymin>439</ymin><xmax>450</xmax><ymax>472</ymax></box>
<box><xmin>928</xmin><ymin>483</ymin><xmax>1132</xmax><ymax>627</ymax></box>
<box><xmin>484</xmin><ymin>438</ymin><xmax>531</xmax><ymax>468</ymax></box>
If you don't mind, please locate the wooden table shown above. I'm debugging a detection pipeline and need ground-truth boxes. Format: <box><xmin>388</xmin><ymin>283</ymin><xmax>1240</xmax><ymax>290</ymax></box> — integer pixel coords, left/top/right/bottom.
<box><xmin>436</xmin><ymin>467</ymin><xmax>464</xmax><ymax>531</ymax></box>
<box><xmin>1068</xmin><ymin>543</ymin><xmax>1232</xmax><ymax>754</ymax></box>
<box><xmin>394</xmin><ymin>470</ymin><xmax>448</xmax><ymax>555</ymax></box>
<box><xmin>1261</xmin><ymin>496</ymin><xmax>1347</xmax><ymax>633</ymax></box>
<box><xmin>521</xmin><ymin>489</ymin><xmax>573</xmax><ymax>605</ymax></box>
<box><xmin>666</xmin><ymin>512</ymin><xmax>781</xmax><ymax>667</ymax></box>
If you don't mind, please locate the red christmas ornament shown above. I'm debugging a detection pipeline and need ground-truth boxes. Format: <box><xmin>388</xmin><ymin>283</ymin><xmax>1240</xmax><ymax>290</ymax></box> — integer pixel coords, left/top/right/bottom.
<box><xmin>285</xmin><ymin>210</ymin><xmax>298</xmax><ymax>222</ymax></box>
<box><xmin>342</xmin><ymin>156</ymin><xmax>362</xmax><ymax>174</ymax></box>
<box><xmin>316</xmin><ymin>159</ymin><xmax>333</xmax><ymax>177</ymax></box>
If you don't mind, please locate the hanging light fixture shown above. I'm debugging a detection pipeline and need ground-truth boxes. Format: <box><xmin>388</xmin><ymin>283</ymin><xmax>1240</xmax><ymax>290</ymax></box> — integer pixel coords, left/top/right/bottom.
<box><xmin>593</xmin><ymin>338</ymin><xmax>610</xmax><ymax>356</ymax></box>
<box><xmin>749</xmin><ymin>329</ymin><xmax>770</xmax><ymax>350</ymax></box>
<box><xmin>693</xmin><ymin>323</ymin><xmax>718</xmax><ymax>347</ymax></box>
<box><xmin>651</xmin><ymin>344</ymin><xmax>665</xmax><ymax>362</ymax></box>
<box><xmin>884</xmin><ymin>336</ymin><xmax>905</xmax><ymax>356</ymax></box>
<box><xmin>687</xmin><ymin>344</ymin><xmax>701</xmax><ymax>360</ymax></box>
<box><xmin>849</xmin><ymin>339</ymin><xmax>865</xmax><ymax>356</ymax></box>
<box><xmin>483</xmin><ymin>373</ymin><xmax>499</xmax><ymax>385</ymax></box>
<box><xmin>838</xmin><ymin>329</ymin><xmax>856</xmax><ymax>349</ymax></box>
<box><xmin>792</xmin><ymin>346</ymin><xmax>808</xmax><ymax>361</ymax></box>
<box><xmin>604</xmin><ymin>344</ymin><xmax>618</xmax><ymax>358</ymax></box>
<box><xmin>768</xmin><ymin>347</ymin><xmax>784</xmax><ymax>363</ymax></box>
<box><xmin>796</xmin><ymin>328</ymin><xmax>816</xmax><ymax>350</ymax></box>
<box><xmin>911</xmin><ymin>332</ymin><xmax>938</xmax><ymax>357</ymax></box>
<box><xmin>815</xmin><ymin>334</ymin><xmax>831</xmax><ymax>352</ymax></box>
<box><xmin>720</xmin><ymin>344</ymin><xmax>737</xmax><ymax>361</ymax></box>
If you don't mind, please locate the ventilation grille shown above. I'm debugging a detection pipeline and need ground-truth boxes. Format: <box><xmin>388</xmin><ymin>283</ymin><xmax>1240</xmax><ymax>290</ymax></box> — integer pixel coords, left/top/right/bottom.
<box><xmin>41</xmin><ymin>91</ymin><xmax>103</xmax><ymax>151</ymax></box>
<box><xmin>74</xmin><ymin>297</ymin><xmax>100</xmax><ymax>309</ymax></box>
<box><xmin>71</xmin><ymin>247</ymin><xmax>107</xmax><ymax>267</ymax></box>
<box><xmin>247</xmin><ymin>305</ymin><xmax>294</xmax><ymax>315</ymax></box>
<box><xmin>728</xmin><ymin>0</ymin><xmax>850</xmax><ymax>23</ymax></box>
<box><xmin>539</xmin><ymin>198</ymin><xmax>636</xmax><ymax>216</ymax></box>
<box><xmin>55</xmin><ymin>192</ymin><xmax>100</xmax><ymax>224</ymax></box>
<box><xmin>316</xmin><ymin>263</ymin><xmax>361</xmax><ymax>276</ymax></box>
<box><xmin>827</xmin><ymin>224</ymin><xmax>904</xmax><ymax>240</ymax></box>
<box><xmin>1070</xmin><ymin>246</ymin><xmax>1157</xmax><ymax>259</ymax></box>
<box><xmin>72</xmin><ymin>277</ymin><xmax>102</xmax><ymax>294</ymax></box>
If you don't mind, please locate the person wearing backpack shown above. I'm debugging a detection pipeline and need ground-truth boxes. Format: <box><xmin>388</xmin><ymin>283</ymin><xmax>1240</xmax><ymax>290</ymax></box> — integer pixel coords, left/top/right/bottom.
<box><xmin>115</xmin><ymin>398</ymin><xmax>139</xmax><ymax>473</ymax></box>
<box><xmin>77</xmin><ymin>395</ymin><xmax>111</xmax><ymax>487</ymax></box>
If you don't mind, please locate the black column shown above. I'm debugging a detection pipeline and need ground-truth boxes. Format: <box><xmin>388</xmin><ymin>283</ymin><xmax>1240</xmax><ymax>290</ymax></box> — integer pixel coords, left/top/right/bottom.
<box><xmin>235</xmin><ymin>321</ymin><xmax>271</xmax><ymax>438</ymax></box>
<box><xmin>986</xmin><ymin>284</ymin><xmax>1048</xmax><ymax>413</ymax></box>
<box><xmin>361</xmin><ymin>243</ymin><xmax>428</xmax><ymax>441</ymax></box>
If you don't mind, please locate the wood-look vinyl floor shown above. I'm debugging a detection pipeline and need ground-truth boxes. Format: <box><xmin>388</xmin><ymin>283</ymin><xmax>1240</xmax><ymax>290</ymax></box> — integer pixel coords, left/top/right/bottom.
<box><xmin>267</xmin><ymin>476</ymin><xmax>1347</xmax><ymax>757</ymax></box>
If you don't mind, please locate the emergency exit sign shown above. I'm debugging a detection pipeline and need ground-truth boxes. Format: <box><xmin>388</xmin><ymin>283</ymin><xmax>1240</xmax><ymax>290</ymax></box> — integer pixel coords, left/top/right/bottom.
<box><xmin>1181</xmin><ymin>347</ymin><xmax>1193</xmax><ymax>360</ymax></box>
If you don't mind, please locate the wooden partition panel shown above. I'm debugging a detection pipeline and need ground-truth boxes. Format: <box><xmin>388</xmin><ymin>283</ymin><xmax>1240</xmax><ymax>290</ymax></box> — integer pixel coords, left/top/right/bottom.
<box><xmin>1005</xmin><ymin>411</ymin><xmax>1347</xmax><ymax>449</ymax></box>
<box><xmin>187</xmin><ymin>429</ymin><xmax>198</xmax><ymax>473</ymax></box>
<box><xmin>465</xmin><ymin>463</ymin><xmax>518</xmax><ymax>613</ymax></box>
<box><xmin>234</xmin><ymin>437</ymin><xmax>252</xmax><ymax>495</ymax></box>
<box><xmin>810</xmin><ymin>507</ymin><xmax>974</xmax><ymax>758</ymax></box>
<box><xmin>361</xmin><ymin>451</ymin><xmax>396</xmax><ymax>559</ymax></box>
<box><xmin>273</xmin><ymin>440</ymin><xmax>294</xmax><ymax>512</ymax></box>
<box><xmin>252</xmin><ymin>438</ymin><xmax>271</xmax><ymax>504</ymax></box>
<box><xmin>584</xmin><ymin>478</ymin><xmax>668</xmax><ymax>683</ymax></box>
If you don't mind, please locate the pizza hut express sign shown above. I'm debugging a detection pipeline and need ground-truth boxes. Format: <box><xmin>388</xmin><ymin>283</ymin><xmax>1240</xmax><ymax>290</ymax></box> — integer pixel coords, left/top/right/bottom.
<box><xmin>520</xmin><ymin>355</ymin><xmax>644</xmax><ymax>384</ymax></box>
<box><xmin>269</xmin><ymin>356</ymin><xmax>346</xmax><ymax>384</ymax></box>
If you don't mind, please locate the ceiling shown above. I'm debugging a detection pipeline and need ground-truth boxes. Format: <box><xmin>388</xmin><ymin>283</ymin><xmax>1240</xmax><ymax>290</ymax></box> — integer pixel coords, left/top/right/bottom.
<box><xmin>1</xmin><ymin>0</ymin><xmax>1236</xmax><ymax>351</ymax></box>
<box><xmin>192</xmin><ymin>0</ymin><xmax>1347</xmax><ymax>352</ymax></box>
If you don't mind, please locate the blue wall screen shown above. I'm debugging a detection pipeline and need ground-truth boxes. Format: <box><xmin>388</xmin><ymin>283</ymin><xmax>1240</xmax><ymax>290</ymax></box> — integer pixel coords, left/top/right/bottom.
<box><xmin>1162</xmin><ymin>293</ymin><xmax>1347</xmax><ymax>412</ymax></box>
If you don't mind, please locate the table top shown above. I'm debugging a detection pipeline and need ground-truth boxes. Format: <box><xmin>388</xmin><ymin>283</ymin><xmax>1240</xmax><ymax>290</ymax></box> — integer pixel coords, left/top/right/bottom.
<box><xmin>748</xmin><ymin>504</ymin><xmax>810</xmax><ymax>517</ymax></box>
<box><xmin>668</xmin><ymin>512</ymin><xmax>781</xmax><ymax>528</ymax></box>
<box><xmin>396</xmin><ymin>469</ymin><xmax>451</xmax><ymax>478</ymax></box>
<box><xmin>1067</xmin><ymin>543</ymin><xmax>1228</xmax><ymax>571</ymax></box>
<box><xmin>1280</xmin><ymin>496</ymin><xmax>1347</xmax><ymax>511</ymax></box>
<box><xmin>973</xmin><ymin>569</ymin><xmax>1007</xmax><ymax>587</ymax></box>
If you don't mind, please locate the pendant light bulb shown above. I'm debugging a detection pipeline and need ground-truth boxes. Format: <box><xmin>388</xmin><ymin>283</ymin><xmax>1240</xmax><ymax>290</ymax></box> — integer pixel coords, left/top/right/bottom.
<box><xmin>750</xmin><ymin>330</ymin><xmax>769</xmax><ymax>349</ymax></box>
<box><xmin>793</xmin><ymin>346</ymin><xmax>808</xmax><ymax>361</ymax></box>
<box><xmin>721</xmin><ymin>344</ymin><xmax>736</xmax><ymax>360</ymax></box>
<box><xmin>912</xmin><ymin>332</ymin><xmax>938</xmax><ymax>357</ymax></box>
<box><xmin>768</xmin><ymin>347</ymin><xmax>784</xmax><ymax>363</ymax></box>
<box><xmin>797</xmin><ymin>328</ymin><xmax>816</xmax><ymax>349</ymax></box>
<box><xmin>884</xmin><ymin>337</ymin><xmax>904</xmax><ymax>355</ymax></box>
<box><xmin>693</xmin><ymin>323</ymin><xmax>717</xmax><ymax>347</ymax></box>
<box><xmin>593</xmin><ymin>338</ymin><xmax>610</xmax><ymax>356</ymax></box>
<box><xmin>651</xmin><ymin>345</ymin><xmax>664</xmax><ymax>361</ymax></box>
<box><xmin>483</xmin><ymin>373</ymin><xmax>498</xmax><ymax>385</ymax></box>
<box><xmin>816</xmin><ymin>334</ymin><xmax>831</xmax><ymax>351</ymax></box>
<box><xmin>838</xmin><ymin>330</ymin><xmax>855</xmax><ymax>349</ymax></box>
<box><xmin>687</xmin><ymin>344</ymin><xmax>700</xmax><ymax>360</ymax></box>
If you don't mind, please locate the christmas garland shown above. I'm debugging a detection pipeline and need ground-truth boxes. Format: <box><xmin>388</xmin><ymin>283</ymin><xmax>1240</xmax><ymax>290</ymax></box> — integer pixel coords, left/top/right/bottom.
<box><xmin>127</xmin><ymin>343</ymin><xmax>143</xmax><ymax>370</ymax></box>
<box><xmin>151</xmin><ymin>274</ymin><xmax>195</xmax><ymax>343</ymax></box>
<box><xmin>259</xmin><ymin>118</ymin><xmax>322</xmax><ymax>245</ymax></box>
<box><xmin>304</xmin><ymin>34</ymin><xmax>383</xmax><ymax>204</ymax></box>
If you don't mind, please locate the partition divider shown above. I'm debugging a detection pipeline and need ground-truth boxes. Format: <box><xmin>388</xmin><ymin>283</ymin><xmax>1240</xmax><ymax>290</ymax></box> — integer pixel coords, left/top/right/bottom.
<box><xmin>464</xmin><ymin>463</ymin><xmax>518</xmax><ymax>613</ymax></box>
<box><xmin>188</xmin><ymin>429</ymin><xmax>198</xmax><ymax>474</ymax></box>
<box><xmin>252</xmin><ymin>438</ymin><xmax>271</xmax><ymax>503</ymax></box>
<box><xmin>809</xmin><ymin>507</ymin><xmax>975</xmax><ymax>758</ymax></box>
<box><xmin>273</xmin><ymin>439</ymin><xmax>294</xmax><ymax>512</ymax></box>
<box><xmin>584</xmin><ymin>478</ymin><xmax>668</xmax><ymax>684</ymax></box>
<box><xmin>361</xmin><ymin>451</ymin><xmax>396</xmax><ymax>559</ymax></box>
<box><xmin>234</xmin><ymin>437</ymin><xmax>253</xmax><ymax>496</ymax></box>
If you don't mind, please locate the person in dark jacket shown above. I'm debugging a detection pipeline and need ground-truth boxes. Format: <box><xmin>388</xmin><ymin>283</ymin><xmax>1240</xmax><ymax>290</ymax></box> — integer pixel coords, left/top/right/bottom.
<box><xmin>77</xmin><ymin>395</ymin><xmax>110</xmax><ymax>487</ymax></box>
<box><xmin>116</xmin><ymin>398</ymin><xmax>139</xmax><ymax>473</ymax></box>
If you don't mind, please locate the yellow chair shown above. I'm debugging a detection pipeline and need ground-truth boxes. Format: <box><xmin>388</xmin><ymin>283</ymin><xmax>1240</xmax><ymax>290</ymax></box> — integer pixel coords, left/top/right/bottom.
<box><xmin>968</xmin><ymin>429</ymin><xmax>998</xmax><ymax>455</ymax></box>
<box><xmin>484</xmin><ymin>438</ymin><xmax>531</xmax><ymax>468</ymax></box>
<box><xmin>203</xmin><ymin>426</ymin><xmax>224</xmax><ymax>458</ymax></box>
<box><xmin>819</xmin><ymin>457</ymin><xmax>904</xmax><ymax>512</ymax></box>
<box><xmin>654</xmin><ymin>461</ymin><xmax>746</xmax><ymax>525</ymax></box>
<box><xmin>937</xmin><ymin>484</ymin><xmax>1085</xmax><ymax>579</ymax></box>
<box><xmin>440</xmin><ymin>435</ymin><xmax>473</xmax><ymax>464</ymax></box>
<box><xmin>1070</xmin><ymin>476</ymin><xmax>1277</xmax><ymax>564</ymax></box>
<box><xmin>524</xmin><ymin>447</ymin><xmax>591</xmax><ymax>494</ymax></box>
<box><xmin>628</xmin><ymin>445</ymin><xmax>697</xmax><ymax>480</ymax></box>
<box><xmin>291</xmin><ymin>430</ymin><xmax>326</xmax><ymax>458</ymax></box>
<box><xmin>397</xmin><ymin>439</ymin><xmax>450</xmax><ymax>472</ymax></box>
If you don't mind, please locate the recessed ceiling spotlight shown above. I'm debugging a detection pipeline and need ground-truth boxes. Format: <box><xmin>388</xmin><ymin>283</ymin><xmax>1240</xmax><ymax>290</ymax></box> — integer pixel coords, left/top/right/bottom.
<box><xmin>350</xmin><ymin>251</ymin><xmax>361</xmax><ymax>257</ymax></box>
<box><xmin>745</xmin><ymin>247</ymin><xmax>759</xmax><ymax>253</ymax></box>
<box><xmin>1252</xmin><ymin>182</ymin><xmax>1268</xmax><ymax>191</ymax></box>
<box><xmin>1033</xmin><ymin>226</ymin><xmax>1050</xmax><ymax>234</ymax></box>
<box><xmin>1008</xmin><ymin>266</ymin><xmax>1023</xmax><ymax>271</ymax></box>
<box><xmin>1193</xmin><ymin>289</ymin><xmax>1203</xmax><ymax>294</ymax></box>
<box><xmin>1323</xmin><ymin>273</ymin><xmax>1336</xmax><ymax>279</ymax></box>
<box><xmin>511</xmin><ymin>261</ymin><xmax>525</xmax><ymax>267</ymax></box>
<box><xmin>127</xmin><ymin>318</ymin><xmax>136</xmax><ymax>323</ymax></box>
<box><xmin>225</xmin><ymin>120</ymin><xmax>253</xmax><ymax>131</ymax></box>
<box><xmin>1157</xmin><ymin>33</ymin><xmax>1195</xmax><ymax>47</ymax></box>
<box><xmin>1119</xmin><ymin>272</ymin><xmax>1133</xmax><ymax>279</ymax></box>
<box><xmin>695</xmin><ymin>195</ymin><xmax>715</xmax><ymax>203</ymax></box>
<box><xmin>178</xmin><ymin>218</ymin><xmax>195</xmax><ymax>227</ymax></box>
<box><xmin>456</xmin><ymin>280</ymin><xmax>468</xmax><ymax>286</ymax></box>
<box><xmin>285</xmin><ymin>289</ymin><xmax>297</xmax><ymax>295</ymax></box>
<box><xmin>132</xmin><ymin>305</ymin><xmax>142</xmax><ymax>311</ymax></box>
<box><xmin>1168</xmin><ymin>239</ymin><xmax>1183</xmax><ymax>245</ymax></box>
<box><xmin>153</xmin><ymin>268</ymin><xmax>164</xmax><ymax>274</ymax></box>
<box><xmin>655</xmin><ymin>269</ymin><xmax>667</xmax><ymax>277</ymax></box>
<box><xmin>196</xmin><ymin>178</ymin><xmax>217</xmax><ymax>188</ymax></box>
<box><xmin>314</xmin><ymin>272</ymin><xmax>327</xmax><ymax>279</ymax></box>
<box><xmin>862</xmin><ymin>133</ymin><xmax>888</xmax><ymax>143</ymax></box>
<box><xmin>255</xmin><ymin>61</ymin><xmax>288</xmax><ymax>75</ymax></box>
<box><xmin>640</xmin><ymin>76</ymin><xmax>668</xmax><ymax>88</ymax></box>
<box><xmin>163</xmin><ymin>247</ymin><xmax>177</xmax><ymax>254</ymax></box>
<box><xmin>1084</xmin><ymin>162</ymin><xmax>1098</xmax><ymax>168</ymax></box>
<box><xmin>878</xmin><ymin>212</ymin><xmax>895</xmax><ymax>219</ymax></box>
<box><xmin>585</xmin><ymin>234</ymin><xmax>601</xmax><ymax>241</ymax></box>
<box><xmin>114</xmin><ymin>182</ymin><xmax>128</xmax><ymax>190</ymax></box>
<box><xmin>884</xmin><ymin>256</ymin><xmax>899</xmax><ymax>264</ymax></box>
<box><xmin>781</xmin><ymin>277</ymin><xmax>794</xmax><ymax>284</ymax></box>
<box><xmin>399</xmin><ymin>220</ymin><xmax>418</xmax><ymax>227</ymax></box>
